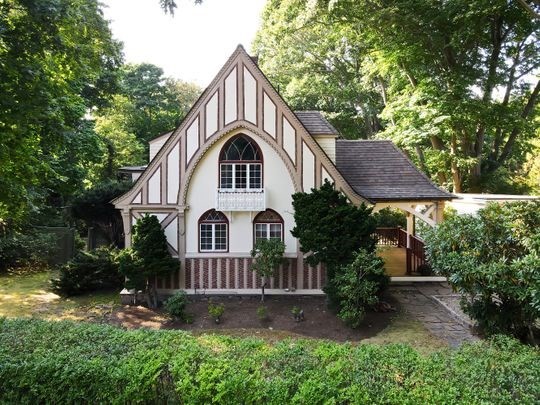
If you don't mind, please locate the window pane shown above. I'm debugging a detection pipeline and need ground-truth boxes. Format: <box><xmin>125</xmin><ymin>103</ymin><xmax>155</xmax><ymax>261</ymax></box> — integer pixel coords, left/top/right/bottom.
<box><xmin>270</xmin><ymin>223</ymin><xmax>282</xmax><ymax>240</ymax></box>
<box><xmin>200</xmin><ymin>224</ymin><xmax>213</xmax><ymax>250</ymax></box>
<box><xmin>214</xmin><ymin>224</ymin><xmax>227</xmax><ymax>250</ymax></box>
<box><xmin>249</xmin><ymin>164</ymin><xmax>261</xmax><ymax>189</ymax></box>
<box><xmin>235</xmin><ymin>164</ymin><xmax>247</xmax><ymax>189</ymax></box>
<box><xmin>220</xmin><ymin>164</ymin><xmax>233</xmax><ymax>188</ymax></box>
<box><xmin>255</xmin><ymin>223</ymin><xmax>267</xmax><ymax>243</ymax></box>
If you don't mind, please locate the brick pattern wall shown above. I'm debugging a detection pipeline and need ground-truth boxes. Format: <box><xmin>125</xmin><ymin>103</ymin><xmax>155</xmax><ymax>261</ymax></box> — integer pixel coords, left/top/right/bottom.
<box><xmin>179</xmin><ymin>257</ymin><xmax>325</xmax><ymax>291</ymax></box>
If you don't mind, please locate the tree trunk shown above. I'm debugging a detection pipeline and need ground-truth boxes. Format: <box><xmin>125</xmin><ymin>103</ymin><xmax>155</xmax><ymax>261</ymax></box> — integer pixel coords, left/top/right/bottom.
<box><xmin>261</xmin><ymin>276</ymin><xmax>266</xmax><ymax>302</ymax></box>
<box><xmin>450</xmin><ymin>134</ymin><xmax>462</xmax><ymax>193</ymax></box>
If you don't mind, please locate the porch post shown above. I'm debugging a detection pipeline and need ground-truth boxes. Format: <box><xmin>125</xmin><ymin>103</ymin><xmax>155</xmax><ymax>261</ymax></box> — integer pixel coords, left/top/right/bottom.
<box><xmin>406</xmin><ymin>212</ymin><xmax>414</xmax><ymax>249</ymax></box>
<box><xmin>121</xmin><ymin>209</ymin><xmax>131</xmax><ymax>248</ymax></box>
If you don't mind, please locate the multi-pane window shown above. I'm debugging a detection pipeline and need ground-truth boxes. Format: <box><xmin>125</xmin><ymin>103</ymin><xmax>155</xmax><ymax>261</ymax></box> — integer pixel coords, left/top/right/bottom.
<box><xmin>253</xmin><ymin>209</ymin><xmax>284</xmax><ymax>244</ymax></box>
<box><xmin>219</xmin><ymin>135</ymin><xmax>262</xmax><ymax>190</ymax></box>
<box><xmin>199</xmin><ymin>210</ymin><xmax>228</xmax><ymax>252</ymax></box>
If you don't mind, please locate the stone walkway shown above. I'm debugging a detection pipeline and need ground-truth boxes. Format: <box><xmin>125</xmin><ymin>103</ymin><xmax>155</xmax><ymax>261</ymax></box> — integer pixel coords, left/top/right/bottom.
<box><xmin>389</xmin><ymin>282</ymin><xmax>479</xmax><ymax>348</ymax></box>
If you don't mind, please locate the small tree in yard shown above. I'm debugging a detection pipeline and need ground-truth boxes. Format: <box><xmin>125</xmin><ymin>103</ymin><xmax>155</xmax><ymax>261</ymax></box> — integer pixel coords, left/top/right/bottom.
<box><xmin>331</xmin><ymin>249</ymin><xmax>389</xmax><ymax>328</ymax></box>
<box><xmin>291</xmin><ymin>180</ymin><xmax>377</xmax><ymax>304</ymax></box>
<box><xmin>424</xmin><ymin>200</ymin><xmax>540</xmax><ymax>344</ymax></box>
<box><xmin>250</xmin><ymin>238</ymin><xmax>286</xmax><ymax>302</ymax></box>
<box><xmin>118</xmin><ymin>214</ymin><xmax>177</xmax><ymax>308</ymax></box>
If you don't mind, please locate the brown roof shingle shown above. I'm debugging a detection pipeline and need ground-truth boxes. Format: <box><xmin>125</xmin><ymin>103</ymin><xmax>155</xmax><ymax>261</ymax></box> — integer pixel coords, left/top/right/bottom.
<box><xmin>335</xmin><ymin>140</ymin><xmax>453</xmax><ymax>202</ymax></box>
<box><xmin>294</xmin><ymin>111</ymin><xmax>339</xmax><ymax>136</ymax></box>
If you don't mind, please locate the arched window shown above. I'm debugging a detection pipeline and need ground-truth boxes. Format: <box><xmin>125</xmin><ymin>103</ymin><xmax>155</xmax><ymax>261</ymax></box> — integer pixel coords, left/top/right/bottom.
<box><xmin>199</xmin><ymin>209</ymin><xmax>228</xmax><ymax>252</ymax></box>
<box><xmin>219</xmin><ymin>134</ymin><xmax>263</xmax><ymax>190</ymax></box>
<box><xmin>253</xmin><ymin>209</ymin><xmax>284</xmax><ymax>244</ymax></box>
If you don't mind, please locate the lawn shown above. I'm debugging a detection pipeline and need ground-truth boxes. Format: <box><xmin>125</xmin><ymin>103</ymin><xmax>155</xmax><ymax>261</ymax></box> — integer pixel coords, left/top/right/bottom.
<box><xmin>0</xmin><ymin>270</ymin><xmax>119</xmax><ymax>322</ymax></box>
<box><xmin>0</xmin><ymin>270</ymin><xmax>446</xmax><ymax>352</ymax></box>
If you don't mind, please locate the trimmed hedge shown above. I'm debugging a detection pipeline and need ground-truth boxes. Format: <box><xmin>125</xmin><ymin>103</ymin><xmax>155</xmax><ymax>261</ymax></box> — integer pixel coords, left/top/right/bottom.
<box><xmin>0</xmin><ymin>318</ymin><xmax>539</xmax><ymax>404</ymax></box>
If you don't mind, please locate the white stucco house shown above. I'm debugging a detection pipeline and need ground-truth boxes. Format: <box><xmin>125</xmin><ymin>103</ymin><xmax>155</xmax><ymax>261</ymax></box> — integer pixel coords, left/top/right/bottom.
<box><xmin>113</xmin><ymin>45</ymin><xmax>452</xmax><ymax>295</ymax></box>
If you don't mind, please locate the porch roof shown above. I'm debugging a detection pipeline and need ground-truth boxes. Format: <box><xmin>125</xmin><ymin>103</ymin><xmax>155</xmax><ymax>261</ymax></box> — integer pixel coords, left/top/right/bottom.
<box><xmin>335</xmin><ymin>140</ymin><xmax>453</xmax><ymax>202</ymax></box>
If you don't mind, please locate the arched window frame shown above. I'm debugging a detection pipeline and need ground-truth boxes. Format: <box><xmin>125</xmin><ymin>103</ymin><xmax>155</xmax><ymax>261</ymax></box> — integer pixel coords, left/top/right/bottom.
<box><xmin>219</xmin><ymin>134</ymin><xmax>263</xmax><ymax>190</ymax></box>
<box><xmin>253</xmin><ymin>209</ymin><xmax>284</xmax><ymax>245</ymax></box>
<box><xmin>198</xmin><ymin>209</ymin><xmax>228</xmax><ymax>252</ymax></box>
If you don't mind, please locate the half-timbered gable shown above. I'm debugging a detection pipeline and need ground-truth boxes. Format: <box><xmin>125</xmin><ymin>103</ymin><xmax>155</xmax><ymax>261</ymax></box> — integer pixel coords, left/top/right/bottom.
<box><xmin>114</xmin><ymin>45</ymin><xmax>452</xmax><ymax>294</ymax></box>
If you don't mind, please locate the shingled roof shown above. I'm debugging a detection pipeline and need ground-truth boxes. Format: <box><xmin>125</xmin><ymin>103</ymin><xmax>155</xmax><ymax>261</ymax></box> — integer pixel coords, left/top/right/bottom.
<box><xmin>335</xmin><ymin>140</ymin><xmax>453</xmax><ymax>202</ymax></box>
<box><xmin>295</xmin><ymin>111</ymin><xmax>339</xmax><ymax>136</ymax></box>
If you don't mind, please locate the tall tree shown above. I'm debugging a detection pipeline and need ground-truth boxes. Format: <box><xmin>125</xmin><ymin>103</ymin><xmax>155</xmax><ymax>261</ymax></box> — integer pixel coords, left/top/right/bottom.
<box><xmin>0</xmin><ymin>0</ymin><xmax>122</xmax><ymax>225</ymax></box>
<box><xmin>254</xmin><ymin>0</ymin><xmax>540</xmax><ymax>193</ymax></box>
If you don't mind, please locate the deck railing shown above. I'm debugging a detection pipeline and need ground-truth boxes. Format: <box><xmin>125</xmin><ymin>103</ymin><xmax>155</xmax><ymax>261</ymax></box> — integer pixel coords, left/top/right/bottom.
<box><xmin>375</xmin><ymin>227</ymin><xmax>428</xmax><ymax>275</ymax></box>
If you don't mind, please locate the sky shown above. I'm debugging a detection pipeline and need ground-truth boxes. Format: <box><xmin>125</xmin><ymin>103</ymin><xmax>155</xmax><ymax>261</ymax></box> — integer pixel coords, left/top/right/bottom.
<box><xmin>101</xmin><ymin>0</ymin><xmax>268</xmax><ymax>87</ymax></box>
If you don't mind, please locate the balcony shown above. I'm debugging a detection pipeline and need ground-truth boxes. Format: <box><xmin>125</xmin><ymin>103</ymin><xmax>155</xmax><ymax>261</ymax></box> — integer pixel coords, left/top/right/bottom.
<box><xmin>216</xmin><ymin>188</ymin><xmax>266</xmax><ymax>211</ymax></box>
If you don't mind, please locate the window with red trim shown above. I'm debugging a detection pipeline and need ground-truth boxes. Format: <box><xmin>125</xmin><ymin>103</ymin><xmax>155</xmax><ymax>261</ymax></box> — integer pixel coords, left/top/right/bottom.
<box><xmin>219</xmin><ymin>135</ymin><xmax>262</xmax><ymax>190</ymax></box>
<box><xmin>253</xmin><ymin>209</ymin><xmax>284</xmax><ymax>244</ymax></box>
<box><xmin>199</xmin><ymin>210</ymin><xmax>228</xmax><ymax>252</ymax></box>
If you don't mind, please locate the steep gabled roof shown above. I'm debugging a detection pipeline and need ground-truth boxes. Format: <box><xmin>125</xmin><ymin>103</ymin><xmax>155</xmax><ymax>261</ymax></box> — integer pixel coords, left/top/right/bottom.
<box><xmin>294</xmin><ymin>111</ymin><xmax>339</xmax><ymax>136</ymax></box>
<box><xmin>335</xmin><ymin>140</ymin><xmax>453</xmax><ymax>201</ymax></box>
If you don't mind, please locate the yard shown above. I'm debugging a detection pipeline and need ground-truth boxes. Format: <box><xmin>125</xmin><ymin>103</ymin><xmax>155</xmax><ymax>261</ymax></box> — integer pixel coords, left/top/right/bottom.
<box><xmin>0</xmin><ymin>269</ymin><xmax>447</xmax><ymax>353</ymax></box>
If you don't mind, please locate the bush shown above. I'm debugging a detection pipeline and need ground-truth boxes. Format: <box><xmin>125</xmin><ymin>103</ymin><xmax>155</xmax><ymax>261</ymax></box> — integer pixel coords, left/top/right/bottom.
<box><xmin>330</xmin><ymin>249</ymin><xmax>389</xmax><ymax>328</ymax></box>
<box><xmin>51</xmin><ymin>247</ymin><xmax>123</xmax><ymax>296</ymax></box>
<box><xmin>424</xmin><ymin>200</ymin><xmax>540</xmax><ymax>343</ymax></box>
<box><xmin>0</xmin><ymin>231</ymin><xmax>58</xmax><ymax>272</ymax></box>
<box><xmin>0</xmin><ymin>318</ymin><xmax>539</xmax><ymax>404</ymax></box>
<box><xmin>373</xmin><ymin>207</ymin><xmax>406</xmax><ymax>228</ymax></box>
<box><xmin>208</xmin><ymin>302</ymin><xmax>225</xmax><ymax>321</ymax></box>
<box><xmin>119</xmin><ymin>215</ymin><xmax>178</xmax><ymax>308</ymax></box>
<box><xmin>164</xmin><ymin>291</ymin><xmax>188</xmax><ymax>320</ymax></box>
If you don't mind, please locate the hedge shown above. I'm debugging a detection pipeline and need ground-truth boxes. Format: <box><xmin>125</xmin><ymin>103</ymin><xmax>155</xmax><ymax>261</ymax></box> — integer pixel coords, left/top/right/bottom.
<box><xmin>0</xmin><ymin>318</ymin><xmax>539</xmax><ymax>404</ymax></box>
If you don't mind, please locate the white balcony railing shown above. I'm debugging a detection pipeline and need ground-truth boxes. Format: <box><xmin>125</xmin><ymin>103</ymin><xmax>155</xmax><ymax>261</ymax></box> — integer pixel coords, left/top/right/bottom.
<box><xmin>216</xmin><ymin>188</ymin><xmax>266</xmax><ymax>211</ymax></box>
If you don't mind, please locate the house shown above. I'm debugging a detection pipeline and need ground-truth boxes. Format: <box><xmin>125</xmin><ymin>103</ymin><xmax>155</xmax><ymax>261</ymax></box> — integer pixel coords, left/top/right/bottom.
<box><xmin>113</xmin><ymin>45</ymin><xmax>452</xmax><ymax>295</ymax></box>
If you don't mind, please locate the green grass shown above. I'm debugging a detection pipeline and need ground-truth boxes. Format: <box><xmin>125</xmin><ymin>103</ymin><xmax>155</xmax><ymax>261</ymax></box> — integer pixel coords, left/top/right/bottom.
<box><xmin>0</xmin><ymin>270</ymin><xmax>119</xmax><ymax>321</ymax></box>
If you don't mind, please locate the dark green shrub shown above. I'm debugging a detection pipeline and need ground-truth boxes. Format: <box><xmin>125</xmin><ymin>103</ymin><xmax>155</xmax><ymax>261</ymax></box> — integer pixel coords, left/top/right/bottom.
<box><xmin>71</xmin><ymin>180</ymin><xmax>131</xmax><ymax>247</ymax></box>
<box><xmin>118</xmin><ymin>214</ymin><xmax>178</xmax><ymax>308</ymax></box>
<box><xmin>331</xmin><ymin>249</ymin><xmax>389</xmax><ymax>328</ymax></box>
<box><xmin>51</xmin><ymin>247</ymin><xmax>123</xmax><ymax>296</ymax></box>
<box><xmin>373</xmin><ymin>207</ymin><xmax>406</xmax><ymax>228</ymax></box>
<box><xmin>0</xmin><ymin>231</ymin><xmax>58</xmax><ymax>272</ymax></box>
<box><xmin>0</xmin><ymin>318</ymin><xmax>539</xmax><ymax>404</ymax></box>
<box><xmin>425</xmin><ymin>200</ymin><xmax>540</xmax><ymax>343</ymax></box>
<box><xmin>164</xmin><ymin>291</ymin><xmax>188</xmax><ymax>320</ymax></box>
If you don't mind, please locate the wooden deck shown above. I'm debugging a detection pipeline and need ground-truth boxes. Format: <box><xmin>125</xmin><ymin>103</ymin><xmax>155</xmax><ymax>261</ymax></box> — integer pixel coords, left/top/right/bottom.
<box><xmin>377</xmin><ymin>246</ymin><xmax>407</xmax><ymax>277</ymax></box>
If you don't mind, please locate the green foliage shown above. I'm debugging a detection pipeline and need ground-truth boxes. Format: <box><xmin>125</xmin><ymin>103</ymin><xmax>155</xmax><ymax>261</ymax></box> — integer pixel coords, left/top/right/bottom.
<box><xmin>424</xmin><ymin>200</ymin><xmax>540</xmax><ymax>342</ymax></box>
<box><xmin>251</xmin><ymin>238</ymin><xmax>286</xmax><ymax>301</ymax></box>
<box><xmin>257</xmin><ymin>305</ymin><xmax>268</xmax><ymax>321</ymax></box>
<box><xmin>164</xmin><ymin>291</ymin><xmax>189</xmax><ymax>320</ymax></box>
<box><xmin>1</xmin><ymin>318</ymin><xmax>539</xmax><ymax>403</ymax></box>
<box><xmin>373</xmin><ymin>208</ymin><xmax>407</xmax><ymax>228</ymax></box>
<box><xmin>118</xmin><ymin>215</ymin><xmax>177</xmax><ymax>307</ymax></box>
<box><xmin>208</xmin><ymin>302</ymin><xmax>225</xmax><ymax>320</ymax></box>
<box><xmin>50</xmin><ymin>247</ymin><xmax>123</xmax><ymax>296</ymax></box>
<box><xmin>331</xmin><ymin>249</ymin><xmax>389</xmax><ymax>328</ymax></box>
<box><xmin>254</xmin><ymin>0</ymin><xmax>540</xmax><ymax>193</ymax></box>
<box><xmin>0</xmin><ymin>230</ymin><xmax>58</xmax><ymax>273</ymax></box>
<box><xmin>0</xmin><ymin>0</ymin><xmax>122</xmax><ymax>225</ymax></box>
<box><xmin>71</xmin><ymin>180</ymin><xmax>132</xmax><ymax>247</ymax></box>
<box><xmin>291</xmin><ymin>180</ymin><xmax>377</xmax><ymax>275</ymax></box>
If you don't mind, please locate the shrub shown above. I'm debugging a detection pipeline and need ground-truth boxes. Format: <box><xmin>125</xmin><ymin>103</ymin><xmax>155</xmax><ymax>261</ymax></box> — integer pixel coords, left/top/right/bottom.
<box><xmin>164</xmin><ymin>291</ymin><xmax>188</xmax><ymax>321</ymax></box>
<box><xmin>118</xmin><ymin>215</ymin><xmax>178</xmax><ymax>308</ymax></box>
<box><xmin>208</xmin><ymin>302</ymin><xmax>225</xmax><ymax>321</ymax></box>
<box><xmin>424</xmin><ymin>200</ymin><xmax>540</xmax><ymax>343</ymax></box>
<box><xmin>257</xmin><ymin>305</ymin><xmax>268</xmax><ymax>321</ymax></box>
<box><xmin>51</xmin><ymin>247</ymin><xmax>123</xmax><ymax>296</ymax></box>
<box><xmin>0</xmin><ymin>230</ymin><xmax>58</xmax><ymax>272</ymax></box>
<box><xmin>331</xmin><ymin>249</ymin><xmax>389</xmax><ymax>328</ymax></box>
<box><xmin>0</xmin><ymin>318</ymin><xmax>539</xmax><ymax>404</ymax></box>
<box><xmin>373</xmin><ymin>207</ymin><xmax>406</xmax><ymax>228</ymax></box>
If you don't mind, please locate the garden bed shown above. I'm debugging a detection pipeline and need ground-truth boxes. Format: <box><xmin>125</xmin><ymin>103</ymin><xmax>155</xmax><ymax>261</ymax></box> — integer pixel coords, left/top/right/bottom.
<box><xmin>109</xmin><ymin>294</ymin><xmax>398</xmax><ymax>342</ymax></box>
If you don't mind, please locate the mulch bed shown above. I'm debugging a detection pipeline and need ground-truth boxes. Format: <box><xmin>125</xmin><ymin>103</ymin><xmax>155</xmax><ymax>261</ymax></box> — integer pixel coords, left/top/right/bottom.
<box><xmin>109</xmin><ymin>294</ymin><xmax>398</xmax><ymax>342</ymax></box>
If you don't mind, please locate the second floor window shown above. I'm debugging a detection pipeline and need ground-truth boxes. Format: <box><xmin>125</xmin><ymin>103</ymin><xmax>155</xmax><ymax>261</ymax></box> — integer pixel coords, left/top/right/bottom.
<box><xmin>219</xmin><ymin>134</ymin><xmax>262</xmax><ymax>190</ymax></box>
